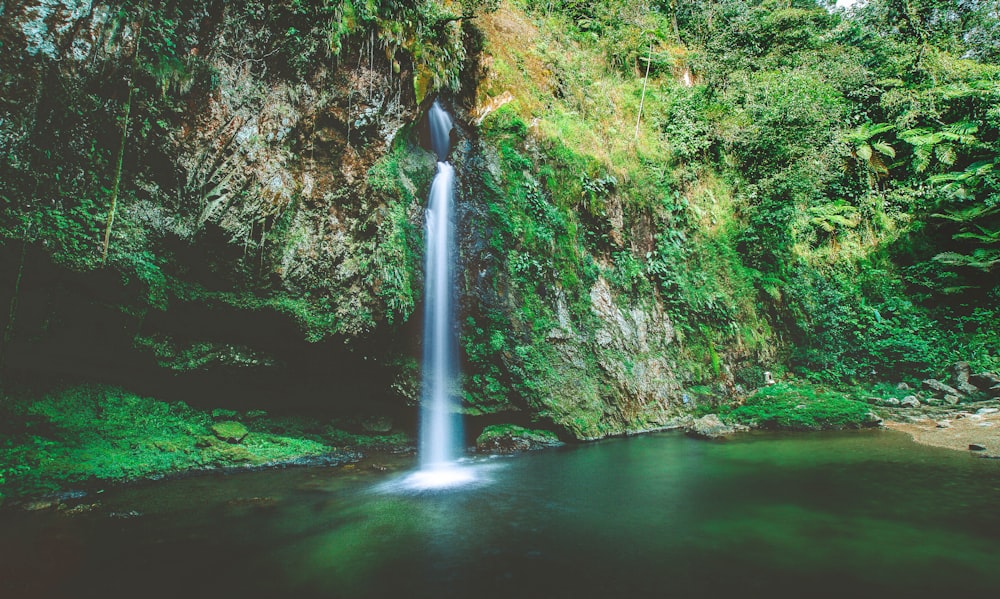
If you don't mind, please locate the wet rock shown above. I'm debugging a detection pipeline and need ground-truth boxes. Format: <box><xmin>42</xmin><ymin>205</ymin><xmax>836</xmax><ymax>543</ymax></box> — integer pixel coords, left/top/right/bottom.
<box><xmin>686</xmin><ymin>414</ymin><xmax>739</xmax><ymax>439</ymax></box>
<box><xmin>108</xmin><ymin>510</ymin><xmax>142</xmax><ymax>519</ymax></box>
<box><xmin>969</xmin><ymin>444</ymin><xmax>987</xmax><ymax>452</ymax></box>
<box><xmin>476</xmin><ymin>425</ymin><xmax>564</xmax><ymax>454</ymax></box>
<box><xmin>22</xmin><ymin>499</ymin><xmax>59</xmax><ymax>512</ymax></box>
<box><xmin>864</xmin><ymin>411</ymin><xmax>884</xmax><ymax>427</ymax></box>
<box><xmin>922</xmin><ymin>379</ymin><xmax>962</xmax><ymax>398</ymax></box>
<box><xmin>63</xmin><ymin>502</ymin><xmax>102</xmax><ymax>516</ymax></box>
<box><xmin>211</xmin><ymin>421</ymin><xmax>249</xmax><ymax>444</ymax></box>
<box><xmin>900</xmin><ymin>396</ymin><xmax>920</xmax><ymax>408</ymax></box>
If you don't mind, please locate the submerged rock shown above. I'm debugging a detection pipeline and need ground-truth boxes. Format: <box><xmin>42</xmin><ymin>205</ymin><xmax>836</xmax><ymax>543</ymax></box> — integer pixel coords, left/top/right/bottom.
<box><xmin>686</xmin><ymin>414</ymin><xmax>740</xmax><ymax>439</ymax></box>
<box><xmin>475</xmin><ymin>425</ymin><xmax>564</xmax><ymax>454</ymax></box>
<box><xmin>211</xmin><ymin>421</ymin><xmax>249</xmax><ymax>444</ymax></box>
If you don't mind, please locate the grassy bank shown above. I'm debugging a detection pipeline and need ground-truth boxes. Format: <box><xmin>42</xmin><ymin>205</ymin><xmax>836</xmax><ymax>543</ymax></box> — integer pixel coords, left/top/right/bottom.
<box><xmin>716</xmin><ymin>382</ymin><xmax>877</xmax><ymax>431</ymax></box>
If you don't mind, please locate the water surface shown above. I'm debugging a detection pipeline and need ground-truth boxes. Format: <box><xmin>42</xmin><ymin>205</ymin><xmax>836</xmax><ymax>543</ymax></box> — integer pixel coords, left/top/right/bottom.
<box><xmin>3</xmin><ymin>430</ymin><xmax>999</xmax><ymax>598</ymax></box>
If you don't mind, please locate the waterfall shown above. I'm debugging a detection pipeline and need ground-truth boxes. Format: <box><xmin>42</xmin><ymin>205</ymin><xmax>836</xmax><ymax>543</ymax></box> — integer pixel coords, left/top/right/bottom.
<box><xmin>419</xmin><ymin>101</ymin><xmax>462</xmax><ymax>471</ymax></box>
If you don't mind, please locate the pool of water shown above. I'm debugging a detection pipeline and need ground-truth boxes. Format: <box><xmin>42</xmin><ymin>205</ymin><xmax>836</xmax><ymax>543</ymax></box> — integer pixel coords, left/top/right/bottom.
<box><xmin>3</xmin><ymin>429</ymin><xmax>999</xmax><ymax>598</ymax></box>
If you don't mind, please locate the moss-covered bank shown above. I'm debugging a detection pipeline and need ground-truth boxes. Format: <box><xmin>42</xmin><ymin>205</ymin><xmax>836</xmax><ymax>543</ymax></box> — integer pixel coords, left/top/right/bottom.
<box><xmin>0</xmin><ymin>382</ymin><xmax>409</xmax><ymax>505</ymax></box>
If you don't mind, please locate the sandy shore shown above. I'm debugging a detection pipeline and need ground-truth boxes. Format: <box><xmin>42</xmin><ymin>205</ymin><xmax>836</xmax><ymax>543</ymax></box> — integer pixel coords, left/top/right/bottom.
<box><xmin>883</xmin><ymin>401</ymin><xmax>1000</xmax><ymax>458</ymax></box>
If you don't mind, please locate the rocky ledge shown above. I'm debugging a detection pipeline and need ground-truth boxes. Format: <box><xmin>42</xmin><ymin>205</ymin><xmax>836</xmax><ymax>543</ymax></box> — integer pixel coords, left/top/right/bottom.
<box><xmin>475</xmin><ymin>425</ymin><xmax>565</xmax><ymax>454</ymax></box>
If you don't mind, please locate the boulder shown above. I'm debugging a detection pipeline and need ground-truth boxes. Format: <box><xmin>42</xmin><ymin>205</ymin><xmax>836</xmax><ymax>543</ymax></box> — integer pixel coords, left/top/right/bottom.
<box><xmin>969</xmin><ymin>444</ymin><xmax>987</xmax><ymax>452</ymax></box>
<box><xmin>970</xmin><ymin>372</ymin><xmax>1000</xmax><ymax>389</ymax></box>
<box><xmin>944</xmin><ymin>394</ymin><xmax>961</xmax><ymax>406</ymax></box>
<box><xmin>900</xmin><ymin>396</ymin><xmax>920</xmax><ymax>408</ymax></box>
<box><xmin>883</xmin><ymin>398</ymin><xmax>901</xmax><ymax>407</ymax></box>
<box><xmin>896</xmin><ymin>382</ymin><xmax>911</xmax><ymax>391</ymax></box>
<box><xmin>475</xmin><ymin>425</ymin><xmax>564</xmax><ymax>454</ymax></box>
<box><xmin>211</xmin><ymin>421</ymin><xmax>249</xmax><ymax>444</ymax></box>
<box><xmin>952</xmin><ymin>362</ymin><xmax>979</xmax><ymax>395</ymax></box>
<box><xmin>864</xmin><ymin>411</ymin><xmax>884</xmax><ymax>427</ymax></box>
<box><xmin>922</xmin><ymin>379</ymin><xmax>962</xmax><ymax>398</ymax></box>
<box><xmin>686</xmin><ymin>414</ymin><xmax>739</xmax><ymax>439</ymax></box>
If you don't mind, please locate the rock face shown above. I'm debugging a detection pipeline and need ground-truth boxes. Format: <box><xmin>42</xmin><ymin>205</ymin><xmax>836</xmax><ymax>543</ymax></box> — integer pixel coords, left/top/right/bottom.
<box><xmin>475</xmin><ymin>425</ymin><xmax>564</xmax><ymax>454</ymax></box>
<box><xmin>685</xmin><ymin>414</ymin><xmax>739</xmax><ymax>439</ymax></box>
<box><xmin>1</xmin><ymin>3</ymin><xmax>778</xmax><ymax>442</ymax></box>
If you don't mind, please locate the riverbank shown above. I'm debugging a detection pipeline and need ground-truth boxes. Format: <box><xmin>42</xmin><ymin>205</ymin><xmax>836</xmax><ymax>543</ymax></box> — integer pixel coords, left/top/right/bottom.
<box><xmin>882</xmin><ymin>401</ymin><xmax>1000</xmax><ymax>458</ymax></box>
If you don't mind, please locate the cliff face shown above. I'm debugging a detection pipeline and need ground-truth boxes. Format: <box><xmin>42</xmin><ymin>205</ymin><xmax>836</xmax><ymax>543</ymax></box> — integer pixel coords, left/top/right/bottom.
<box><xmin>1</xmin><ymin>1</ymin><xmax>774</xmax><ymax>438</ymax></box>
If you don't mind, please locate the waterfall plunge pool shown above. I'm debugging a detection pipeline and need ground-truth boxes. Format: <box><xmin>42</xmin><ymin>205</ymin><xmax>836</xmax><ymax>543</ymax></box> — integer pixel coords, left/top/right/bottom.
<box><xmin>3</xmin><ymin>429</ymin><xmax>999</xmax><ymax>598</ymax></box>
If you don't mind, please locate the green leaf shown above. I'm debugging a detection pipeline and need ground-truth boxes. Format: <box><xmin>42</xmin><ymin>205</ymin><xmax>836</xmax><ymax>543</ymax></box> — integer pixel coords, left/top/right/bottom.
<box><xmin>871</xmin><ymin>141</ymin><xmax>895</xmax><ymax>158</ymax></box>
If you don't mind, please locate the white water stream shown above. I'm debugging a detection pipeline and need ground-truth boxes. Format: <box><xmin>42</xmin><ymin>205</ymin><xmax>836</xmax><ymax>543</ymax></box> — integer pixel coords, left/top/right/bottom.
<box><xmin>415</xmin><ymin>101</ymin><xmax>465</xmax><ymax>483</ymax></box>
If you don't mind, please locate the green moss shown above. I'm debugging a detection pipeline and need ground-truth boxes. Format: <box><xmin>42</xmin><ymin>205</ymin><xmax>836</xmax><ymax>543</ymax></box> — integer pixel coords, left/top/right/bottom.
<box><xmin>477</xmin><ymin>424</ymin><xmax>560</xmax><ymax>444</ymax></box>
<box><xmin>211</xmin><ymin>421</ymin><xmax>249</xmax><ymax>443</ymax></box>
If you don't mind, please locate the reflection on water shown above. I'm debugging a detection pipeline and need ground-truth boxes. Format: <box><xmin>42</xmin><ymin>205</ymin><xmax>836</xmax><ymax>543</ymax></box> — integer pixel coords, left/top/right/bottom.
<box><xmin>2</xmin><ymin>430</ymin><xmax>999</xmax><ymax>598</ymax></box>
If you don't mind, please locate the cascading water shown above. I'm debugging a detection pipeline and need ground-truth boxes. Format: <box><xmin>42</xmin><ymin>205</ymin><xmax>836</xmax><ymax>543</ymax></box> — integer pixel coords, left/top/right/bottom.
<box><xmin>408</xmin><ymin>100</ymin><xmax>472</xmax><ymax>488</ymax></box>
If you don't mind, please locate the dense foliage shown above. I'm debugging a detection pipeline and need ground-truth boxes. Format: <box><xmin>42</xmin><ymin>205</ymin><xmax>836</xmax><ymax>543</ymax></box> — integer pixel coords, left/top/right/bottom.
<box><xmin>491</xmin><ymin>0</ymin><xmax>1000</xmax><ymax>384</ymax></box>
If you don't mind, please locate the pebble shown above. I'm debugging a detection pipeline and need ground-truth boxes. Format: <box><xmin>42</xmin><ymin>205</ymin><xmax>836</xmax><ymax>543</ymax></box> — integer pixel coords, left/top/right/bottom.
<box><xmin>936</xmin><ymin>420</ymin><xmax>951</xmax><ymax>429</ymax></box>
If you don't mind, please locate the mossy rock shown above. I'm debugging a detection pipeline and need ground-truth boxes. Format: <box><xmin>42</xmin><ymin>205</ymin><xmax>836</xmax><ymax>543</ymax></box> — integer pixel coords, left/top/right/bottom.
<box><xmin>475</xmin><ymin>424</ymin><xmax>564</xmax><ymax>454</ymax></box>
<box><xmin>211</xmin><ymin>421</ymin><xmax>249</xmax><ymax>444</ymax></box>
